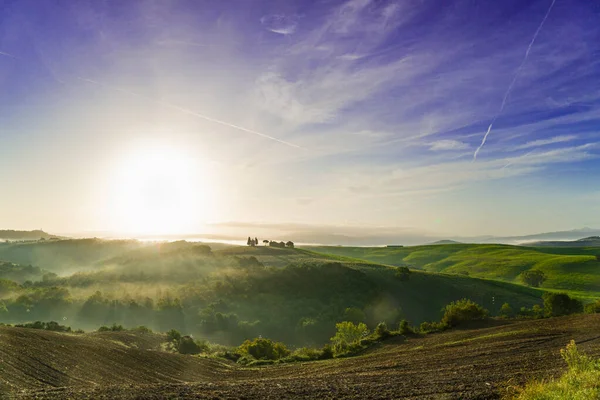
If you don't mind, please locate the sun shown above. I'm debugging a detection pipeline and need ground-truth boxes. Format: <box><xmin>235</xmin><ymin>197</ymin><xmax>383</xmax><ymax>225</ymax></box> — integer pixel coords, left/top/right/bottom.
<box><xmin>108</xmin><ymin>142</ymin><xmax>215</xmax><ymax>236</ymax></box>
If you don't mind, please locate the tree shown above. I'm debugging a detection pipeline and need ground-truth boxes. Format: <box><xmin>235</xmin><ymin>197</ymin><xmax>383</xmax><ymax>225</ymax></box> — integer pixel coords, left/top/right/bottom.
<box><xmin>441</xmin><ymin>298</ymin><xmax>488</xmax><ymax>327</ymax></box>
<box><xmin>178</xmin><ymin>336</ymin><xmax>208</xmax><ymax>355</ymax></box>
<box><xmin>330</xmin><ymin>321</ymin><xmax>369</xmax><ymax>355</ymax></box>
<box><xmin>343</xmin><ymin>307</ymin><xmax>366</xmax><ymax>324</ymax></box>
<box><xmin>255</xmin><ymin>237</ymin><xmax>258</xmax><ymax>246</ymax></box>
<box><xmin>238</xmin><ymin>337</ymin><xmax>290</xmax><ymax>360</ymax></box>
<box><xmin>262</xmin><ymin>240</ymin><xmax>269</xmax><ymax>246</ymax></box>
<box><xmin>247</xmin><ymin>237</ymin><xmax>252</xmax><ymax>246</ymax></box>
<box><xmin>395</xmin><ymin>266</ymin><xmax>410</xmax><ymax>281</ymax></box>
<box><xmin>499</xmin><ymin>302</ymin><xmax>513</xmax><ymax>318</ymax></box>
<box><xmin>286</xmin><ymin>241</ymin><xmax>294</xmax><ymax>248</ymax></box>
<box><xmin>520</xmin><ymin>270</ymin><xmax>547</xmax><ymax>287</ymax></box>
<box><xmin>543</xmin><ymin>292</ymin><xmax>583</xmax><ymax>317</ymax></box>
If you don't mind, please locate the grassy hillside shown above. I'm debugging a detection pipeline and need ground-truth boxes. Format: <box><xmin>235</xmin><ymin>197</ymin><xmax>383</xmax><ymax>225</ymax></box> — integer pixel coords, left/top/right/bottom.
<box><xmin>213</xmin><ymin>245</ymin><xmax>366</xmax><ymax>267</ymax></box>
<box><xmin>0</xmin><ymin>239</ymin><xmax>147</xmax><ymax>274</ymax></box>
<box><xmin>8</xmin><ymin>314</ymin><xmax>600</xmax><ymax>399</ymax></box>
<box><xmin>307</xmin><ymin>244</ymin><xmax>600</xmax><ymax>294</ymax></box>
<box><xmin>0</xmin><ymin>242</ymin><xmax>549</xmax><ymax>345</ymax></box>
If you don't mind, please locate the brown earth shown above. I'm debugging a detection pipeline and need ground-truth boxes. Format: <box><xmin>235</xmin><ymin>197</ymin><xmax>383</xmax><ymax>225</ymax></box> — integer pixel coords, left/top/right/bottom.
<box><xmin>3</xmin><ymin>314</ymin><xmax>600</xmax><ymax>399</ymax></box>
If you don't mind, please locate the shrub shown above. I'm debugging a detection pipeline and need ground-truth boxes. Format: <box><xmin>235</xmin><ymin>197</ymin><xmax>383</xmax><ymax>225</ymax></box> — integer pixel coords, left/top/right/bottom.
<box><xmin>133</xmin><ymin>325</ymin><xmax>152</xmax><ymax>333</ymax></box>
<box><xmin>178</xmin><ymin>336</ymin><xmax>209</xmax><ymax>355</ymax></box>
<box><xmin>542</xmin><ymin>292</ymin><xmax>583</xmax><ymax>317</ymax></box>
<box><xmin>238</xmin><ymin>337</ymin><xmax>290</xmax><ymax>360</ymax></box>
<box><xmin>398</xmin><ymin>319</ymin><xmax>415</xmax><ymax>335</ymax></box>
<box><xmin>283</xmin><ymin>347</ymin><xmax>323</xmax><ymax>362</ymax></box>
<box><xmin>97</xmin><ymin>323</ymin><xmax>124</xmax><ymax>332</ymax></box>
<box><xmin>395</xmin><ymin>266</ymin><xmax>410</xmax><ymax>281</ymax></box>
<box><xmin>330</xmin><ymin>321</ymin><xmax>369</xmax><ymax>355</ymax></box>
<box><xmin>374</xmin><ymin>322</ymin><xmax>391</xmax><ymax>339</ymax></box>
<box><xmin>419</xmin><ymin>321</ymin><xmax>447</xmax><ymax>334</ymax></box>
<box><xmin>166</xmin><ymin>329</ymin><xmax>182</xmax><ymax>342</ymax></box>
<box><xmin>499</xmin><ymin>302</ymin><xmax>513</xmax><ymax>318</ymax></box>
<box><xmin>15</xmin><ymin>321</ymin><xmax>72</xmax><ymax>332</ymax></box>
<box><xmin>584</xmin><ymin>300</ymin><xmax>600</xmax><ymax>314</ymax></box>
<box><xmin>519</xmin><ymin>270</ymin><xmax>547</xmax><ymax>287</ymax></box>
<box><xmin>319</xmin><ymin>344</ymin><xmax>334</xmax><ymax>360</ymax></box>
<box><xmin>441</xmin><ymin>298</ymin><xmax>488</xmax><ymax>327</ymax></box>
<box><xmin>343</xmin><ymin>307</ymin><xmax>366</xmax><ymax>324</ymax></box>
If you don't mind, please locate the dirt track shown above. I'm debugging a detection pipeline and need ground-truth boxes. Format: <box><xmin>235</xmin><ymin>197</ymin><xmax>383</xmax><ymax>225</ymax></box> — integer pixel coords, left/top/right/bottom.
<box><xmin>4</xmin><ymin>314</ymin><xmax>600</xmax><ymax>399</ymax></box>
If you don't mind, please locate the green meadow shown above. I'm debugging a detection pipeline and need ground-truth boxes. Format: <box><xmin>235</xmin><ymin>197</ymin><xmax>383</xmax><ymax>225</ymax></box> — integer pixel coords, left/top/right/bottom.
<box><xmin>306</xmin><ymin>244</ymin><xmax>600</xmax><ymax>296</ymax></box>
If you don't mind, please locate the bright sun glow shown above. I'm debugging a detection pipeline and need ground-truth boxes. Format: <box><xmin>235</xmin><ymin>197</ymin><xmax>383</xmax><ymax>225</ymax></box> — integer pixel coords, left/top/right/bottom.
<box><xmin>109</xmin><ymin>141</ymin><xmax>216</xmax><ymax>236</ymax></box>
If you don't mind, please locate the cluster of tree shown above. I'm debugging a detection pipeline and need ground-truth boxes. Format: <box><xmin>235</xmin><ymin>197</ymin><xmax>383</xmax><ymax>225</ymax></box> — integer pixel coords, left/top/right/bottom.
<box><xmin>497</xmin><ymin>292</ymin><xmax>583</xmax><ymax>319</ymax></box>
<box><xmin>246</xmin><ymin>237</ymin><xmax>294</xmax><ymax>248</ymax></box>
<box><xmin>519</xmin><ymin>270</ymin><xmax>547</xmax><ymax>287</ymax></box>
<box><xmin>269</xmin><ymin>241</ymin><xmax>294</xmax><ymax>248</ymax></box>
<box><xmin>14</xmin><ymin>320</ymin><xmax>77</xmax><ymax>332</ymax></box>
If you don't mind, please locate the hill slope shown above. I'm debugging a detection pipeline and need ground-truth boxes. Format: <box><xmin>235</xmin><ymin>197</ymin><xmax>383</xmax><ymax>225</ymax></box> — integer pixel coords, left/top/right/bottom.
<box><xmin>9</xmin><ymin>314</ymin><xmax>600</xmax><ymax>399</ymax></box>
<box><xmin>307</xmin><ymin>244</ymin><xmax>600</xmax><ymax>294</ymax></box>
<box><xmin>0</xmin><ymin>327</ymin><xmax>231</xmax><ymax>395</ymax></box>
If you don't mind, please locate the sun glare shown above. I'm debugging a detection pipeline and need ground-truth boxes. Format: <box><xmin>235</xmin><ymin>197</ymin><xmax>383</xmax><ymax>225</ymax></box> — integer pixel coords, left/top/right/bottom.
<box><xmin>109</xmin><ymin>142</ymin><xmax>215</xmax><ymax>236</ymax></box>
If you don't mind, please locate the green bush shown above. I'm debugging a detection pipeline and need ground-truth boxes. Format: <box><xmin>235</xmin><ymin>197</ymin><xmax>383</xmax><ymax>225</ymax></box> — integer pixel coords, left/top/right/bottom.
<box><xmin>283</xmin><ymin>347</ymin><xmax>323</xmax><ymax>362</ymax></box>
<box><xmin>584</xmin><ymin>300</ymin><xmax>600</xmax><ymax>314</ymax></box>
<box><xmin>518</xmin><ymin>305</ymin><xmax>544</xmax><ymax>319</ymax></box>
<box><xmin>319</xmin><ymin>344</ymin><xmax>334</xmax><ymax>360</ymax></box>
<box><xmin>133</xmin><ymin>325</ymin><xmax>152</xmax><ymax>333</ymax></box>
<box><xmin>419</xmin><ymin>321</ymin><xmax>447</xmax><ymax>334</ymax></box>
<box><xmin>178</xmin><ymin>336</ymin><xmax>209</xmax><ymax>355</ymax></box>
<box><xmin>166</xmin><ymin>329</ymin><xmax>182</xmax><ymax>342</ymax></box>
<box><xmin>330</xmin><ymin>321</ymin><xmax>369</xmax><ymax>355</ymax></box>
<box><xmin>441</xmin><ymin>298</ymin><xmax>488</xmax><ymax>327</ymax></box>
<box><xmin>499</xmin><ymin>302</ymin><xmax>513</xmax><ymax>318</ymax></box>
<box><xmin>398</xmin><ymin>319</ymin><xmax>415</xmax><ymax>335</ymax></box>
<box><xmin>374</xmin><ymin>322</ymin><xmax>391</xmax><ymax>339</ymax></box>
<box><xmin>238</xmin><ymin>337</ymin><xmax>290</xmax><ymax>360</ymax></box>
<box><xmin>97</xmin><ymin>323</ymin><xmax>124</xmax><ymax>332</ymax></box>
<box><xmin>395</xmin><ymin>266</ymin><xmax>410</xmax><ymax>281</ymax></box>
<box><xmin>519</xmin><ymin>270</ymin><xmax>547</xmax><ymax>287</ymax></box>
<box><xmin>542</xmin><ymin>292</ymin><xmax>583</xmax><ymax>317</ymax></box>
<box><xmin>15</xmin><ymin>321</ymin><xmax>72</xmax><ymax>332</ymax></box>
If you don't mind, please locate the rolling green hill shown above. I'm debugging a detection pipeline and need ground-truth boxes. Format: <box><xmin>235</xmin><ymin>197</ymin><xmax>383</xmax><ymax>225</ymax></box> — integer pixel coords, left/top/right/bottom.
<box><xmin>306</xmin><ymin>244</ymin><xmax>600</xmax><ymax>295</ymax></box>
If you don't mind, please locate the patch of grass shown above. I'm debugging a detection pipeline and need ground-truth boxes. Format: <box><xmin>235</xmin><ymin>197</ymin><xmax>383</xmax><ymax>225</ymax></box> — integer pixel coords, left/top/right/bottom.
<box><xmin>307</xmin><ymin>244</ymin><xmax>600</xmax><ymax>294</ymax></box>
<box><xmin>508</xmin><ymin>340</ymin><xmax>600</xmax><ymax>400</ymax></box>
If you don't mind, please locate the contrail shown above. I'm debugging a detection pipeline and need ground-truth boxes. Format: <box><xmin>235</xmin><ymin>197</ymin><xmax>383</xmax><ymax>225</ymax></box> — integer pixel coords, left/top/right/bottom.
<box><xmin>77</xmin><ymin>77</ymin><xmax>303</xmax><ymax>149</ymax></box>
<box><xmin>473</xmin><ymin>0</ymin><xmax>557</xmax><ymax>160</ymax></box>
<box><xmin>0</xmin><ymin>51</ymin><xmax>17</xmax><ymax>59</ymax></box>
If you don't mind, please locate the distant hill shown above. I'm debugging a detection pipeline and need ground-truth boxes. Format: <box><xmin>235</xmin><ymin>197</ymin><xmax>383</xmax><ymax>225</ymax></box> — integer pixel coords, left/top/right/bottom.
<box><xmin>429</xmin><ymin>240</ymin><xmax>462</xmax><ymax>245</ymax></box>
<box><xmin>528</xmin><ymin>236</ymin><xmax>600</xmax><ymax>247</ymax></box>
<box><xmin>0</xmin><ymin>238</ymin><xmax>146</xmax><ymax>274</ymax></box>
<box><xmin>0</xmin><ymin>230</ymin><xmax>54</xmax><ymax>240</ymax></box>
<box><xmin>307</xmin><ymin>243</ymin><xmax>600</xmax><ymax>294</ymax></box>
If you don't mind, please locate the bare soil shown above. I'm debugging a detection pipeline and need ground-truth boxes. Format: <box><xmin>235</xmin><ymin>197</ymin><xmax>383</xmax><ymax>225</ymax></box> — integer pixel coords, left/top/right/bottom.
<box><xmin>3</xmin><ymin>314</ymin><xmax>600</xmax><ymax>399</ymax></box>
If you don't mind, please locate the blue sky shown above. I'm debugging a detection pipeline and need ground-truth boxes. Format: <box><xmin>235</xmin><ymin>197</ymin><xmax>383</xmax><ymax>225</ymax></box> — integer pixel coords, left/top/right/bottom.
<box><xmin>1</xmin><ymin>0</ymin><xmax>599</xmax><ymax>237</ymax></box>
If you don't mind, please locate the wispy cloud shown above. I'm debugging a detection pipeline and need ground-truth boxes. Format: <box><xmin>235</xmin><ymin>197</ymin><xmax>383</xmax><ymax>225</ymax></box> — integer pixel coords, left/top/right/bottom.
<box><xmin>514</xmin><ymin>134</ymin><xmax>577</xmax><ymax>150</ymax></box>
<box><xmin>429</xmin><ymin>140</ymin><xmax>470</xmax><ymax>151</ymax></box>
<box><xmin>260</xmin><ymin>14</ymin><xmax>299</xmax><ymax>35</ymax></box>
<box><xmin>0</xmin><ymin>51</ymin><xmax>17</xmax><ymax>59</ymax></box>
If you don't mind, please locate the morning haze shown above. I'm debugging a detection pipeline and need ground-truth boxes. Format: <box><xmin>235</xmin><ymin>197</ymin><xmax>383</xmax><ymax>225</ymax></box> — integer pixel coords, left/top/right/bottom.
<box><xmin>1</xmin><ymin>0</ymin><xmax>600</xmax><ymax>399</ymax></box>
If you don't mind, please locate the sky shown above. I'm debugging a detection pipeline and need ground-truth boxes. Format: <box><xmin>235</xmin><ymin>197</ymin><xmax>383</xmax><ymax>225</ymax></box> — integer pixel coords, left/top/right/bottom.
<box><xmin>1</xmin><ymin>0</ymin><xmax>600</xmax><ymax>239</ymax></box>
